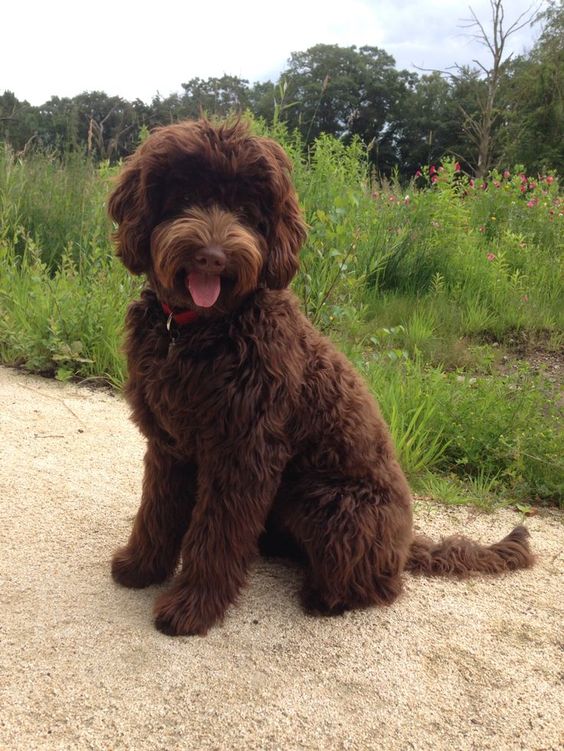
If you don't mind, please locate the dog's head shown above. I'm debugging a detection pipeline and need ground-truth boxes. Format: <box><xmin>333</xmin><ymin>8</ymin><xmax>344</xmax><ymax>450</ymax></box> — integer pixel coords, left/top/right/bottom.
<box><xmin>108</xmin><ymin>119</ymin><xmax>307</xmax><ymax>314</ymax></box>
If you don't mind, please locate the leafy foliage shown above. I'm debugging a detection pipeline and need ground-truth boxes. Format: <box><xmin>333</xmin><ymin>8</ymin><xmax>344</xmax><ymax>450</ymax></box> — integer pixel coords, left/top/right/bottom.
<box><xmin>0</xmin><ymin>123</ymin><xmax>561</xmax><ymax>504</ymax></box>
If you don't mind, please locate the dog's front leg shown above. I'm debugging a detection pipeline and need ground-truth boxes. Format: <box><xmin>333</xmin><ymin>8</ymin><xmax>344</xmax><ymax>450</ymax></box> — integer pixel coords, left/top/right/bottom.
<box><xmin>111</xmin><ymin>444</ymin><xmax>197</xmax><ymax>588</ymax></box>
<box><xmin>153</xmin><ymin>446</ymin><xmax>286</xmax><ymax>636</ymax></box>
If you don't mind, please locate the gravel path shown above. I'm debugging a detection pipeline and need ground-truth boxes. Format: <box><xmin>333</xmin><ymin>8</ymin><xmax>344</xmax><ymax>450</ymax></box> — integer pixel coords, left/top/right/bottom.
<box><xmin>1</xmin><ymin>366</ymin><xmax>562</xmax><ymax>751</ymax></box>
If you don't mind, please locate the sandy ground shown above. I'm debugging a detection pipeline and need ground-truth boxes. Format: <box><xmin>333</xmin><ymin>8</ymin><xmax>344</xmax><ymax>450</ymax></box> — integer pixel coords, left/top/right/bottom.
<box><xmin>0</xmin><ymin>365</ymin><xmax>562</xmax><ymax>751</ymax></box>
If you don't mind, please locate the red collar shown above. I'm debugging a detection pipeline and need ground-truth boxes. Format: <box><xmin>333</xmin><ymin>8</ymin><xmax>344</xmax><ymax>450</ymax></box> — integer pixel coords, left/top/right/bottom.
<box><xmin>162</xmin><ymin>302</ymin><xmax>199</xmax><ymax>327</ymax></box>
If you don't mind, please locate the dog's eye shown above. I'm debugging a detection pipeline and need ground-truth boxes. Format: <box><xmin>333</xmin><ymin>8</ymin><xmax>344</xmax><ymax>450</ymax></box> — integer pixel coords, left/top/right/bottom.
<box><xmin>234</xmin><ymin>205</ymin><xmax>268</xmax><ymax>235</ymax></box>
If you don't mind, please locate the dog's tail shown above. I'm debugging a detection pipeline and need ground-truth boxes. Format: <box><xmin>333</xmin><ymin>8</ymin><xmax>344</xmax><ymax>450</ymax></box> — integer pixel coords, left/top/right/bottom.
<box><xmin>406</xmin><ymin>525</ymin><xmax>534</xmax><ymax>576</ymax></box>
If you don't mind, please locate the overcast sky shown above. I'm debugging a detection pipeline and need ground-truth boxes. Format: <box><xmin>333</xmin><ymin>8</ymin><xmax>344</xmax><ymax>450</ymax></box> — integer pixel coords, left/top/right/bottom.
<box><xmin>3</xmin><ymin>0</ymin><xmax>543</xmax><ymax>105</ymax></box>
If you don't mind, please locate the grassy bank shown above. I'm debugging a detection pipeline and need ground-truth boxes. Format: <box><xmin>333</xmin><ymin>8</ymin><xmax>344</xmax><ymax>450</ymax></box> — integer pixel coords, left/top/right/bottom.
<box><xmin>0</xmin><ymin>128</ymin><xmax>562</xmax><ymax>505</ymax></box>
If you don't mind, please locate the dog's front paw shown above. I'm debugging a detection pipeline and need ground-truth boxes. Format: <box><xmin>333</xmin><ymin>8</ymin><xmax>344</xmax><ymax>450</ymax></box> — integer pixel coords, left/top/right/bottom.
<box><xmin>153</xmin><ymin>586</ymin><xmax>223</xmax><ymax>636</ymax></box>
<box><xmin>111</xmin><ymin>546</ymin><xmax>170</xmax><ymax>589</ymax></box>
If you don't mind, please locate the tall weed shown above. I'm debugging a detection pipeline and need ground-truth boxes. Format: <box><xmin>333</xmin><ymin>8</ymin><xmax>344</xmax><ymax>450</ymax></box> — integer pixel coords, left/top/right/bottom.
<box><xmin>0</xmin><ymin>146</ymin><xmax>113</xmax><ymax>268</ymax></box>
<box><xmin>0</xmin><ymin>234</ymin><xmax>138</xmax><ymax>386</ymax></box>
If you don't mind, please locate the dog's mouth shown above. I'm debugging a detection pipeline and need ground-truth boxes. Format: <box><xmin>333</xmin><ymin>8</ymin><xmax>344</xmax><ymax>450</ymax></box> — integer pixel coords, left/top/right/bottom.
<box><xmin>151</xmin><ymin>206</ymin><xmax>264</xmax><ymax>313</ymax></box>
<box><xmin>186</xmin><ymin>271</ymin><xmax>222</xmax><ymax>308</ymax></box>
<box><xmin>164</xmin><ymin>267</ymin><xmax>236</xmax><ymax>314</ymax></box>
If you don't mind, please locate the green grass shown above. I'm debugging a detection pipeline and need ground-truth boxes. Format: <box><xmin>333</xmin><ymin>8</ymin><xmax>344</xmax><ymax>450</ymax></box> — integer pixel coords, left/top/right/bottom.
<box><xmin>352</xmin><ymin>354</ymin><xmax>563</xmax><ymax>505</ymax></box>
<box><xmin>0</xmin><ymin>123</ymin><xmax>562</xmax><ymax>506</ymax></box>
<box><xmin>0</xmin><ymin>234</ymin><xmax>138</xmax><ymax>387</ymax></box>
<box><xmin>0</xmin><ymin>146</ymin><xmax>113</xmax><ymax>269</ymax></box>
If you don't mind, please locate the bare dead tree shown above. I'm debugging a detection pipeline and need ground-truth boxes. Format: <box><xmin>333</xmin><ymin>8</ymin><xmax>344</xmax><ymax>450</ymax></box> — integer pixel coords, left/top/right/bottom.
<box><xmin>87</xmin><ymin>106</ymin><xmax>134</xmax><ymax>161</ymax></box>
<box><xmin>458</xmin><ymin>0</ymin><xmax>541</xmax><ymax>177</ymax></box>
<box><xmin>414</xmin><ymin>1</ymin><xmax>541</xmax><ymax>175</ymax></box>
<box><xmin>17</xmin><ymin>134</ymin><xmax>39</xmax><ymax>158</ymax></box>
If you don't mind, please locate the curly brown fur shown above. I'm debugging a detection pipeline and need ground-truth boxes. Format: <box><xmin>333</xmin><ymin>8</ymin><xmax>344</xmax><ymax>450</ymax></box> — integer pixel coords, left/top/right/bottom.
<box><xmin>108</xmin><ymin>119</ymin><xmax>534</xmax><ymax>636</ymax></box>
<box><xmin>406</xmin><ymin>525</ymin><xmax>534</xmax><ymax>576</ymax></box>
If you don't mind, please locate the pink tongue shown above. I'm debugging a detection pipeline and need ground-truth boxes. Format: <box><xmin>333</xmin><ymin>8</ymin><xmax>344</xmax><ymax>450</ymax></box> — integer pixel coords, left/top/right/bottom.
<box><xmin>187</xmin><ymin>272</ymin><xmax>221</xmax><ymax>308</ymax></box>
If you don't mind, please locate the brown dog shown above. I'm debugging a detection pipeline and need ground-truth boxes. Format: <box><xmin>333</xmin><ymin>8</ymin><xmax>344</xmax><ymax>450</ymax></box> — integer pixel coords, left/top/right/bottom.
<box><xmin>108</xmin><ymin>119</ymin><xmax>533</xmax><ymax>636</ymax></box>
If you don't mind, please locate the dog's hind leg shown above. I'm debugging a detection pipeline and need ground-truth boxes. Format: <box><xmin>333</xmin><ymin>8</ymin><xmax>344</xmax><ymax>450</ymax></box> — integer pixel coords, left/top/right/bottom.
<box><xmin>282</xmin><ymin>478</ymin><xmax>413</xmax><ymax>615</ymax></box>
<box><xmin>111</xmin><ymin>445</ymin><xmax>197</xmax><ymax>588</ymax></box>
<box><xmin>258</xmin><ymin>510</ymin><xmax>307</xmax><ymax>562</ymax></box>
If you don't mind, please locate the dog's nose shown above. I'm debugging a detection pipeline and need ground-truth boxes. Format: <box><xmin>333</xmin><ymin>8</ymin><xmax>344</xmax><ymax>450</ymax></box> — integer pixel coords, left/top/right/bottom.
<box><xmin>194</xmin><ymin>245</ymin><xmax>226</xmax><ymax>272</ymax></box>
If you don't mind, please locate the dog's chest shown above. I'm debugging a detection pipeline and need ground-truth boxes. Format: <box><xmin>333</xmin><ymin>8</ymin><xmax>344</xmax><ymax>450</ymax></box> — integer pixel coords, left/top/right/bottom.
<box><xmin>137</xmin><ymin>331</ymin><xmax>242</xmax><ymax>451</ymax></box>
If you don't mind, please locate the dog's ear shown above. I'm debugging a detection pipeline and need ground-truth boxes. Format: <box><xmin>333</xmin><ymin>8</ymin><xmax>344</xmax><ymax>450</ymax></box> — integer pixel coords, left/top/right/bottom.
<box><xmin>108</xmin><ymin>159</ymin><xmax>152</xmax><ymax>275</ymax></box>
<box><xmin>260</xmin><ymin>140</ymin><xmax>307</xmax><ymax>290</ymax></box>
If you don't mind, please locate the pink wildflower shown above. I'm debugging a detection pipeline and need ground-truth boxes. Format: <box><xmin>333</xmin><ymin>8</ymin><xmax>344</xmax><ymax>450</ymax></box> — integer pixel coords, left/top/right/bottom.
<box><xmin>520</xmin><ymin>185</ymin><xmax>527</xmax><ymax>194</ymax></box>
<box><xmin>546</xmin><ymin>176</ymin><xmax>554</xmax><ymax>185</ymax></box>
<box><xmin>455</xmin><ymin>162</ymin><xmax>461</xmax><ymax>172</ymax></box>
<box><xmin>520</xmin><ymin>173</ymin><xmax>527</xmax><ymax>183</ymax></box>
<box><xmin>430</xmin><ymin>165</ymin><xmax>437</xmax><ymax>175</ymax></box>
<box><xmin>431</xmin><ymin>175</ymin><xmax>438</xmax><ymax>184</ymax></box>
<box><xmin>503</xmin><ymin>170</ymin><xmax>510</xmax><ymax>179</ymax></box>
<box><xmin>494</xmin><ymin>181</ymin><xmax>501</xmax><ymax>188</ymax></box>
<box><xmin>469</xmin><ymin>178</ymin><xmax>475</xmax><ymax>188</ymax></box>
<box><xmin>487</xmin><ymin>253</ymin><xmax>496</xmax><ymax>262</ymax></box>
<box><xmin>528</xmin><ymin>182</ymin><xmax>537</xmax><ymax>190</ymax></box>
<box><xmin>438</xmin><ymin>166</ymin><xmax>444</xmax><ymax>173</ymax></box>
<box><xmin>526</xmin><ymin>199</ymin><xmax>537</xmax><ymax>208</ymax></box>
<box><xmin>415</xmin><ymin>169</ymin><xmax>422</xmax><ymax>177</ymax></box>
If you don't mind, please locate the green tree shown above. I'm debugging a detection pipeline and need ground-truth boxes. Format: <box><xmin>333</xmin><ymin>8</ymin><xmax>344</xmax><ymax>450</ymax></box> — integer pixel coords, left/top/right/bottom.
<box><xmin>180</xmin><ymin>75</ymin><xmax>251</xmax><ymax>118</ymax></box>
<box><xmin>35</xmin><ymin>92</ymin><xmax>142</xmax><ymax>160</ymax></box>
<box><xmin>0</xmin><ymin>91</ymin><xmax>40</xmax><ymax>152</ymax></box>
<box><xmin>147</xmin><ymin>92</ymin><xmax>187</xmax><ymax>126</ymax></box>
<box><xmin>395</xmin><ymin>73</ymin><xmax>456</xmax><ymax>174</ymax></box>
<box><xmin>499</xmin><ymin>0</ymin><xmax>563</xmax><ymax>172</ymax></box>
<box><xmin>278</xmin><ymin>44</ymin><xmax>412</xmax><ymax>174</ymax></box>
<box><xmin>35</xmin><ymin>96</ymin><xmax>81</xmax><ymax>152</ymax></box>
